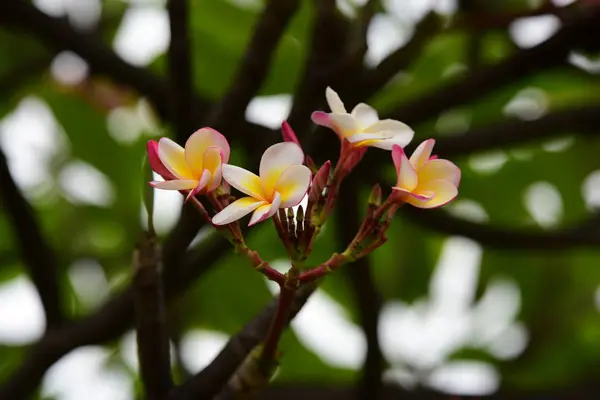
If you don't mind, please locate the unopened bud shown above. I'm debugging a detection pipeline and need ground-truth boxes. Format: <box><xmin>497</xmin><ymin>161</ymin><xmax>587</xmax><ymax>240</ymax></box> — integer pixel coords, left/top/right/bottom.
<box><xmin>281</xmin><ymin>120</ymin><xmax>300</xmax><ymax>146</ymax></box>
<box><xmin>308</xmin><ymin>160</ymin><xmax>331</xmax><ymax>204</ymax></box>
<box><xmin>305</xmin><ymin>155</ymin><xmax>318</xmax><ymax>174</ymax></box>
<box><xmin>368</xmin><ymin>184</ymin><xmax>382</xmax><ymax>207</ymax></box>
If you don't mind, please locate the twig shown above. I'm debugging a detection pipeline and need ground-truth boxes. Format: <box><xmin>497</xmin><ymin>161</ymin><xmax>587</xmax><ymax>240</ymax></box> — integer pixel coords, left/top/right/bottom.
<box><xmin>168</xmin><ymin>283</ymin><xmax>316</xmax><ymax>400</ymax></box>
<box><xmin>0</xmin><ymin>149</ymin><xmax>65</xmax><ymax>329</ymax></box>
<box><xmin>206</xmin><ymin>0</ymin><xmax>301</xmax><ymax>130</ymax></box>
<box><xmin>386</xmin><ymin>7</ymin><xmax>600</xmax><ymax>126</ymax></box>
<box><xmin>336</xmin><ymin>182</ymin><xmax>384</xmax><ymax>400</ymax></box>
<box><xmin>133</xmin><ymin>231</ymin><xmax>172</xmax><ymax>399</ymax></box>
<box><xmin>167</xmin><ymin>0</ymin><xmax>194</xmax><ymax>142</ymax></box>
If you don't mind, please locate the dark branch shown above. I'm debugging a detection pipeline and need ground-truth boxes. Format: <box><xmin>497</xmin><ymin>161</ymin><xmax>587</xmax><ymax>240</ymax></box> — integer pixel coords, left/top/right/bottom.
<box><xmin>0</xmin><ymin>215</ymin><xmax>226</xmax><ymax>400</ymax></box>
<box><xmin>387</xmin><ymin>7</ymin><xmax>600</xmax><ymax>126</ymax></box>
<box><xmin>206</xmin><ymin>0</ymin><xmax>301</xmax><ymax>130</ymax></box>
<box><xmin>0</xmin><ymin>149</ymin><xmax>65</xmax><ymax>329</ymax></box>
<box><xmin>420</xmin><ymin>104</ymin><xmax>600</xmax><ymax>158</ymax></box>
<box><xmin>337</xmin><ymin>183</ymin><xmax>384</xmax><ymax>400</ymax></box>
<box><xmin>401</xmin><ymin>208</ymin><xmax>600</xmax><ymax>250</ymax></box>
<box><xmin>169</xmin><ymin>283</ymin><xmax>317</xmax><ymax>400</ymax></box>
<box><xmin>167</xmin><ymin>0</ymin><xmax>194</xmax><ymax>142</ymax></box>
<box><xmin>133</xmin><ymin>232</ymin><xmax>173</xmax><ymax>399</ymax></box>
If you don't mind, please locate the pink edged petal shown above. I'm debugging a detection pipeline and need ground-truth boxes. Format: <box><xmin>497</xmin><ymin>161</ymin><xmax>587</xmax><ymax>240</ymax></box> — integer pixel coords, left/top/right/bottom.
<box><xmin>185</xmin><ymin>170</ymin><xmax>211</xmax><ymax>201</ymax></box>
<box><xmin>391</xmin><ymin>186</ymin><xmax>433</xmax><ymax>201</ymax></box>
<box><xmin>329</xmin><ymin>113</ymin><xmax>359</xmax><ymax>138</ymax></box>
<box><xmin>185</xmin><ymin>128</ymin><xmax>230</xmax><ymax>174</ymax></box>
<box><xmin>274</xmin><ymin>165</ymin><xmax>312</xmax><ymax>208</ymax></box>
<box><xmin>147</xmin><ymin>140</ymin><xmax>176</xmax><ymax>180</ymax></box>
<box><xmin>409</xmin><ymin>139</ymin><xmax>435</xmax><ymax>170</ymax></box>
<box><xmin>364</xmin><ymin>119</ymin><xmax>413</xmax><ymax>135</ymax></box>
<box><xmin>212</xmin><ymin>197</ymin><xmax>265</xmax><ymax>225</ymax></box>
<box><xmin>351</xmin><ymin>103</ymin><xmax>379</xmax><ymax>128</ymax></box>
<box><xmin>259</xmin><ymin>142</ymin><xmax>304</xmax><ymax>198</ymax></box>
<box><xmin>222</xmin><ymin>164</ymin><xmax>264</xmax><ymax>199</ymax></box>
<box><xmin>419</xmin><ymin>159</ymin><xmax>461</xmax><ymax>187</ymax></box>
<box><xmin>325</xmin><ymin>86</ymin><xmax>346</xmax><ymax>113</ymax></box>
<box><xmin>346</xmin><ymin>132</ymin><xmax>393</xmax><ymax>144</ymax></box>
<box><xmin>203</xmin><ymin>146</ymin><xmax>223</xmax><ymax>174</ymax></box>
<box><xmin>311</xmin><ymin>111</ymin><xmax>333</xmax><ymax>129</ymax></box>
<box><xmin>158</xmin><ymin>138</ymin><xmax>193</xmax><ymax>179</ymax></box>
<box><xmin>248</xmin><ymin>191</ymin><xmax>282</xmax><ymax>226</ymax></box>
<box><xmin>391</xmin><ymin>145</ymin><xmax>417</xmax><ymax>191</ymax></box>
<box><xmin>407</xmin><ymin>179</ymin><xmax>458</xmax><ymax>209</ymax></box>
<box><xmin>368</xmin><ymin>128</ymin><xmax>415</xmax><ymax>151</ymax></box>
<box><xmin>206</xmin><ymin>163</ymin><xmax>223</xmax><ymax>192</ymax></box>
<box><xmin>151</xmin><ymin>179</ymin><xmax>198</xmax><ymax>190</ymax></box>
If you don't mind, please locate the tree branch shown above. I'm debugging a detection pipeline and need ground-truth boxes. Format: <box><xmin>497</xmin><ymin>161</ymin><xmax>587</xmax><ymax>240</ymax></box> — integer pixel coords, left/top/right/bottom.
<box><xmin>169</xmin><ymin>283</ymin><xmax>317</xmax><ymax>400</ymax></box>
<box><xmin>0</xmin><ymin>149</ymin><xmax>65</xmax><ymax>329</ymax></box>
<box><xmin>402</xmin><ymin>208</ymin><xmax>600</xmax><ymax>250</ymax></box>
<box><xmin>206</xmin><ymin>0</ymin><xmax>300</xmax><ymax>130</ymax></box>
<box><xmin>133</xmin><ymin>231</ymin><xmax>173</xmax><ymax>399</ymax></box>
<box><xmin>387</xmin><ymin>7</ymin><xmax>600</xmax><ymax>126</ymax></box>
<box><xmin>167</xmin><ymin>0</ymin><xmax>194</xmax><ymax>142</ymax></box>
<box><xmin>337</xmin><ymin>183</ymin><xmax>384</xmax><ymax>400</ymax></box>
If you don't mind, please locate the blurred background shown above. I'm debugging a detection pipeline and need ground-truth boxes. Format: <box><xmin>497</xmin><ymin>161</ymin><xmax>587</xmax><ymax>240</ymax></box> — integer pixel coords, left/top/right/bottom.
<box><xmin>1</xmin><ymin>0</ymin><xmax>600</xmax><ymax>399</ymax></box>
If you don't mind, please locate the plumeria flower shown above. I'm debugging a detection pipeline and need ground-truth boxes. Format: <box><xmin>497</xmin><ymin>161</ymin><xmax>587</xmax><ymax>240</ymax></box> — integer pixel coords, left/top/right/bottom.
<box><xmin>391</xmin><ymin>139</ymin><xmax>460</xmax><ymax>208</ymax></box>
<box><xmin>148</xmin><ymin>128</ymin><xmax>230</xmax><ymax>200</ymax></box>
<box><xmin>311</xmin><ymin>87</ymin><xmax>414</xmax><ymax>150</ymax></box>
<box><xmin>212</xmin><ymin>142</ymin><xmax>311</xmax><ymax>226</ymax></box>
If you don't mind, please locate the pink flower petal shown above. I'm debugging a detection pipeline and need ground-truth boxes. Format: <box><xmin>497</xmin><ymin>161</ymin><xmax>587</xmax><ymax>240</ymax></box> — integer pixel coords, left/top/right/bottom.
<box><xmin>147</xmin><ymin>140</ymin><xmax>176</xmax><ymax>180</ymax></box>
<box><xmin>151</xmin><ymin>179</ymin><xmax>198</xmax><ymax>190</ymax></box>
<box><xmin>407</xmin><ymin>179</ymin><xmax>458</xmax><ymax>209</ymax></box>
<box><xmin>391</xmin><ymin>145</ymin><xmax>417</xmax><ymax>191</ymax></box>
<box><xmin>212</xmin><ymin>197</ymin><xmax>265</xmax><ymax>225</ymax></box>
<box><xmin>274</xmin><ymin>164</ymin><xmax>312</xmax><ymax>208</ymax></box>
<box><xmin>419</xmin><ymin>159</ymin><xmax>461</xmax><ymax>187</ymax></box>
<box><xmin>185</xmin><ymin>128</ymin><xmax>230</xmax><ymax>175</ymax></box>
<box><xmin>158</xmin><ymin>138</ymin><xmax>193</xmax><ymax>179</ymax></box>
<box><xmin>249</xmin><ymin>191</ymin><xmax>282</xmax><ymax>226</ymax></box>
<box><xmin>259</xmin><ymin>142</ymin><xmax>304</xmax><ymax>199</ymax></box>
<box><xmin>222</xmin><ymin>164</ymin><xmax>264</xmax><ymax>200</ymax></box>
<box><xmin>329</xmin><ymin>113</ymin><xmax>358</xmax><ymax>138</ymax></box>
<box><xmin>281</xmin><ymin>120</ymin><xmax>300</xmax><ymax>146</ymax></box>
<box><xmin>410</xmin><ymin>139</ymin><xmax>436</xmax><ymax>170</ymax></box>
<box><xmin>311</xmin><ymin>111</ymin><xmax>333</xmax><ymax>129</ymax></box>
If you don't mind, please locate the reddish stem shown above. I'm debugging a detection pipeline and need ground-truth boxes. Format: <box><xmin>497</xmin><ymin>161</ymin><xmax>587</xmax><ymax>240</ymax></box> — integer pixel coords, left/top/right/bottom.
<box><xmin>298</xmin><ymin>252</ymin><xmax>348</xmax><ymax>283</ymax></box>
<box><xmin>259</xmin><ymin>282</ymin><xmax>296</xmax><ymax>367</ymax></box>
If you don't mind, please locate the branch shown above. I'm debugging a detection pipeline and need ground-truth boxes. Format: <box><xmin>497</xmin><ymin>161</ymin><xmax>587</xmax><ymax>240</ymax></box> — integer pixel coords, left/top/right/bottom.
<box><xmin>401</xmin><ymin>208</ymin><xmax>600</xmax><ymax>250</ymax></box>
<box><xmin>0</xmin><ymin>149</ymin><xmax>65</xmax><ymax>329</ymax></box>
<box><xmin>206</xmin><ymin>0</ymin><xmax>301</xmax><ymax>130</ymax></box>
<box><xmin>418</xmin><ymin>104</ymin><xmax>600</xmax><ymax>158</ymax></box>
<box><xmin>337</xmin><ymin>182</ymin><xmax>384</xmax><ymax>400</ymax></box>
<box><xmin>168</xmin><ymin>283</ymin><xmax>317</xmax><ymax>400</ymax></box>
<box><xmin>387</xmin><ymin>7</ymin><xmax>600</xmax><ymax>126</ymax></box>
<box><xmin>0</xmin><ymin>220</ymin><xmax>227</xmax><ymax>399</ymax></box>
<box><xmin>286</xmin><ymin>0</ymin><xmax>349</xmax><ymax>136</ymax></box>
<box><xmin>133</xmin><ymin>232</ymin><xmax>172</xmax><ymax>399</ymax></box>
<box><xmin>167</xmin><ymin>0</ymin><xmax>194</xmax><ymax>142</ymax></box>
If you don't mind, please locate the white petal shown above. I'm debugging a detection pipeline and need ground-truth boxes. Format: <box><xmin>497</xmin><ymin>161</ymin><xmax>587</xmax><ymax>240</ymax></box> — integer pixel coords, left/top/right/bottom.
<box><xmin>248</xmin><ymin>191</ymin><xmax>281</xmax><ymax>226</ymax></box>
<box><xmin>329</xmin><ymin>113</ymin><xmax>359</xmax><ymax>138</ymax></box>
<box><xmin>325</xmin><ymin>86</ymin><xmax>346</xmax><ymax>113</ymax></box>
<box><xmin>158</xmin><ymin>138</ymin><xmax>193</xmax><ymax>179</ymax></box>
<box><xmin>274</xmin><ymin>165</ymin><xmax>311</xmax><ymax>208</ymax></box>
<box><xmin>351</xmin><ymin>103</ymin><xmax>379</xmax><ymax>128</ymax></box>
<box><xmin>419</xmin><ymin>159</ymin><xmax>461</xmax><ymax>187</ymax></box>
<box><xmin>151</xmin><ymin>179</ymin><xmax>197</xmax><ymax>190</ymax></box>
<box><xmin>370</xmin><ymin>129</ymin><xmax>415</xmax><ymax>150</ymax></box>
<box><xmin>259</xmin><ymin>142</ymin><xmax>304</xmax><ymax>198</ymax></box>
<box><xmin>222</xmin><ymin>164</ymin><xmax>264</xmax><ymax>199</ymax></box>
<box><xmin>212</xmin><ymin>197</ymin><xmax>265</xmax><ymax>225</ymax></box>
<box><xmin>346</xmin><ymin>132</ymin><xmax>393</xmax><ymax>143</ymax></box>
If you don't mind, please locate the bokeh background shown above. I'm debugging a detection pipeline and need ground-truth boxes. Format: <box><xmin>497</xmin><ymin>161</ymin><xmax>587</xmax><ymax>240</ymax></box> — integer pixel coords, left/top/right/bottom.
<box><xmin>1</xmin><ymin>0</ymin><xmax>600</xmax><ymax>399</ymax></box>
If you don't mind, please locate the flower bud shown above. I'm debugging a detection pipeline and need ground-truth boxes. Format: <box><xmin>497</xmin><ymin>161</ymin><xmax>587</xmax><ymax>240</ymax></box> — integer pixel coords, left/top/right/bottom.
<box><xmin>368</xmin><ymin>184</ymin><xmax>382</xmax><ymax>208</ymax></box>
<box><xmin>308</xmin><ymin>160</ymin><xmax>331</xmax><ymax>204</ymax></box>
<box><xmin>281</xmin><ymin>121</ymin><xmax>300</xmax><ymax>146</ymax></box>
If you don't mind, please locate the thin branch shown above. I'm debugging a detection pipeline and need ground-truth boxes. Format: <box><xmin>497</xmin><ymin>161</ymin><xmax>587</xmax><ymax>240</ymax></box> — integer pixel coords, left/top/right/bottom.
<box><xmin>337</xmin><ymin>182</ymin><xmax>384</xmax><ymax>400</ymax></box>
<box><xmin>133</xmin><ymin>231</ymin><xmax>172</xmax><ymax>399</ymax></box>
<box><xmin>402</xmin><ymin>208</ymin><xmax>600</xmax><ymax>250</ymax></box>
<box><xmin>167</xmin><ymin>0</ymin><xmax>194</xmax><ymax>142</ymax></box>
<box><xmin>168</xmin><ymin>283</ymin><xmax>317</xmax><ymax>400</ymax></box>
<box><xmin>418</xmin><ymin>104</ymin><xmax>600</xmax><ymax>158</ymax></box>
<box><xmin>0</xmin><ymin>149</ymin><xmax>65</xmax><ymax>329</ymax></box>
<box><xmin>0</xmin><ymin>224</ymin><xmax>227</xmax><ymax>399</ymax></box>
<box><xmin>286</xmin><ymin>0</ymin><xmax>349</xmax><ymax>135</ymax></box>
<box><xmin>386</xmin><ymin>7</ymin><xmax>600</xmax><ymax>126</ymax></box>
<box><xmin>206</xmin><ymin>0</ymin><xmax>301</xmax><ymax>130</ymax></box>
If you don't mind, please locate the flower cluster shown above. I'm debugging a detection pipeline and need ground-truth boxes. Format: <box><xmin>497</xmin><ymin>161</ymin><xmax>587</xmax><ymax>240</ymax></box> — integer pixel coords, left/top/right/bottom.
<box><xmin>147</xmin><ymin>86</ymin><xmax>460</xmax><ymax>266</ymax></box>
<box><xmin>145</xmin><ymin>86</ymin><xmax>461</xmax><ymax>374</ymax></box>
